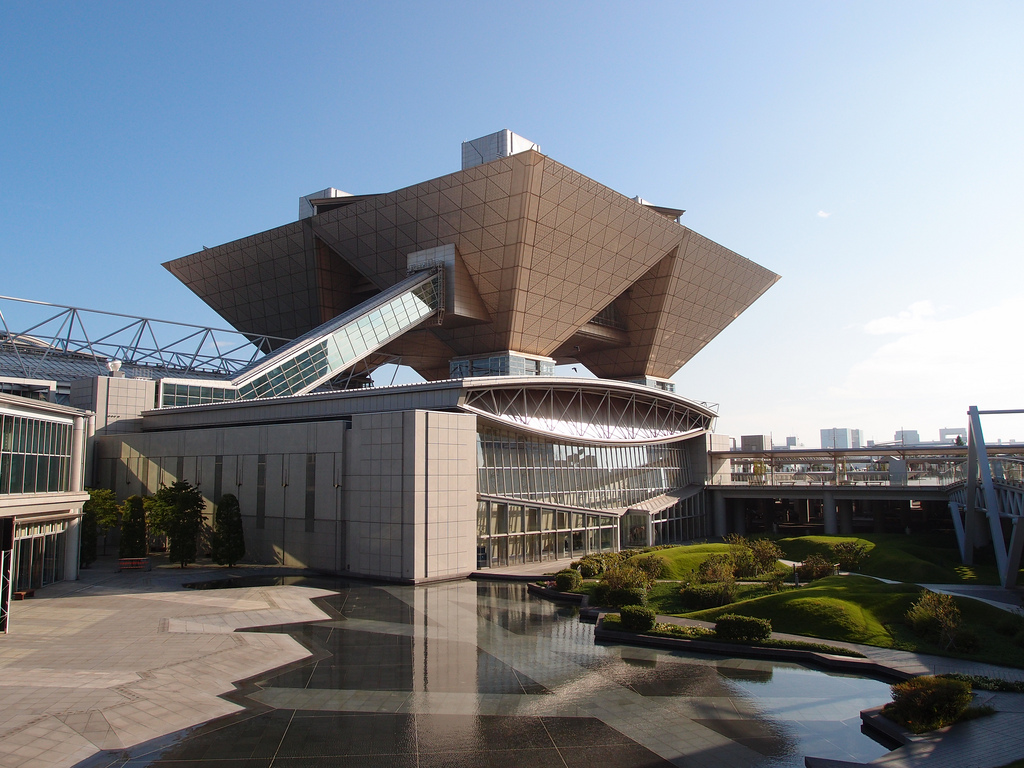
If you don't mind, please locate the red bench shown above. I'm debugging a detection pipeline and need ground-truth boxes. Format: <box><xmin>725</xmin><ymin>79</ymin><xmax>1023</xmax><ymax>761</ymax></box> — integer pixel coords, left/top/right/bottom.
<box><xmin>117</xmin><ymin>558</ymin><xmax>152</xmax><ymax>572</ymax></box>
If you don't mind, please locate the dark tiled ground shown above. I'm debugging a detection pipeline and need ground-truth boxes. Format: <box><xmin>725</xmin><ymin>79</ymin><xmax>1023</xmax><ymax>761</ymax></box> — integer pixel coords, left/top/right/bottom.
<box><xmin>119</xmin><ymin>712</ymin><xmax>673</xmax><ymax>767</ymax></box>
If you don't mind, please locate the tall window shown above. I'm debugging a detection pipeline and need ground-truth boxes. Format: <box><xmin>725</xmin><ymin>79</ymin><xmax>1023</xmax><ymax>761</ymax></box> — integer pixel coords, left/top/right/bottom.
<box><xmin>0</xmin><ymin>413</ymin><xmax>73</xmax><ymax>495</ymax></box>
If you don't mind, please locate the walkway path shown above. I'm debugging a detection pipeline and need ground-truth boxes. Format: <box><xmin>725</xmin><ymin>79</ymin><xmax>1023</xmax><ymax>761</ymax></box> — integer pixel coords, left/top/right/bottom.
<box><xmin>0</xmin><ymin>557</ymin><xmax>332</xmax><ymax>768</ymax></box>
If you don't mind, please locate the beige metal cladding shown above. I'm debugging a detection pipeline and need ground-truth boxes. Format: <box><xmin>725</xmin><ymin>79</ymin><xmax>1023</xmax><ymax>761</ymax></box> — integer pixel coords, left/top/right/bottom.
<box><xmin>164</xmin><ymin>150</ymin><xmax>779</xmax><ymax>381</ymax></box>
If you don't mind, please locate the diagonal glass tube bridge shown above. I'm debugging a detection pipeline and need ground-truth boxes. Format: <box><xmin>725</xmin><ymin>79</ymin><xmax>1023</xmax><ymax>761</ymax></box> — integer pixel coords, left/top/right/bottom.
<box><xmin>227</xmin><ymin>267</ymin><xmax>443</xmax><ymax>401</ymax></box>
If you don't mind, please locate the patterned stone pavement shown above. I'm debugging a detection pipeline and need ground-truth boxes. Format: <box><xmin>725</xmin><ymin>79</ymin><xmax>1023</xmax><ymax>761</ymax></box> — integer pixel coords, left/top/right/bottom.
<box><xmin>0</xmin><ymin>559</ymin><xmax>333</xmax><ymax>768</ymax></box>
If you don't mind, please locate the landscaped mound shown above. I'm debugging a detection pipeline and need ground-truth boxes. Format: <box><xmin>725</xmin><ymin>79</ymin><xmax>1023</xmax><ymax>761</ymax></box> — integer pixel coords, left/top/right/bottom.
<box><xmin>775</xmin><ymin>533</ymin><xmax>1020</xmax><ymax>585</ymax></box>
<box><xmin>685</xmin><ymin>575</ymin><xmax>918</xmax><ymax>647</ymax></box>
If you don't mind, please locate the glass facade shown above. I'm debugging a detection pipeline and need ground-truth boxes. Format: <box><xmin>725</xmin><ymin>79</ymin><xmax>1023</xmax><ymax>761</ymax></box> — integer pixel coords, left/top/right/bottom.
<box><xmin>13</xmin><ymin>519</ymin><xmax>67</xmax><ymax>591</ymax></box>
<box><xmin>161</xmin><ymin>382</ymin><xmax>239</xmax><ymax>408</ymax></box>
<box><xmin>451</xmin><ymin>353</ymin><xmax>555</xmax><ymax>379</ymax></box>
<box><xmin>477</xmin><ymin>427</ymin><xmax>689</xmax><ymax>510</ymax></box>
<box><xmin>0</xmin><ymin>413</ymin><xmax>73</xmax><ymax>495</ymax></box>
<box><xmin>619</xmin><ymin>495</ymin><xmax>708</xmax><ymax>548</ymax></box>
<box><xmin>237</xmin><ymin>276</ymin><xmax>440</xmax><ymax>400</ymax></box>
<box><xmin>476</xmin><ymin>499</ymin><xmax>617</xmax><ymax>568</ymax></box>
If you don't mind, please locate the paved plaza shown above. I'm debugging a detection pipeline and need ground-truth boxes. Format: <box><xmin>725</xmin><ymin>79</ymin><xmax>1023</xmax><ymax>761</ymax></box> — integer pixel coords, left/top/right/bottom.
<box><xmin>0</xmin><ymin>558</ymin><xmax>1023</xmax><ymax>768</ymax></box>
<box><xmin>0</xmin><ymin>559</ymin><xmax>333</xmax><ymax>768</ymax></box>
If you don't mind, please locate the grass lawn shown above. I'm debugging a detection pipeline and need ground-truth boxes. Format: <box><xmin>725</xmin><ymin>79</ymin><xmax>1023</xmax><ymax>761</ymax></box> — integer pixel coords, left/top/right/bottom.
<box><xmin>680</xmin><ymin>575</ymin><xmax>1024</xmax><ymax>668</ymax></box>
<box><xmin>774</xmin><ymin>533</ymin><xmax>1015</xmax><ymax>585</ymax></box>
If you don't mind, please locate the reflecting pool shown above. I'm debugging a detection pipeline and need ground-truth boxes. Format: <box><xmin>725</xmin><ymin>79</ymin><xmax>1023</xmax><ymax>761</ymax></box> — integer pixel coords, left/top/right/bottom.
<box><xmin>91</xmin><ymin>577</ymin><xmax>894</xmax><ymax>768</ymax></box>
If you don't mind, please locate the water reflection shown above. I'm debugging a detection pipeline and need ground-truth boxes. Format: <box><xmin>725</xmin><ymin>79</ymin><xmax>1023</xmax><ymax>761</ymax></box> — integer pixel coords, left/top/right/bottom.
<box><xmin>100</xmin><ymin>576</ymin><xmax>892</xmax><ymax>768</ymax></box>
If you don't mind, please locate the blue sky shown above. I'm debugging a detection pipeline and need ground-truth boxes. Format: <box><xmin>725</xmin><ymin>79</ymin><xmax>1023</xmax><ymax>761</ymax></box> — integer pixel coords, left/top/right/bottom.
<box><xmin>3</xmin><ymin>1</ymin><xmax>1022</xmax><ymax>445</ymax></box>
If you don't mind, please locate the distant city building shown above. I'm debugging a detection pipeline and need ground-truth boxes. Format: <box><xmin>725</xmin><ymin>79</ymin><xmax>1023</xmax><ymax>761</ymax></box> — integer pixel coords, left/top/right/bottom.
<box><xmin>740</xmin><ymin>435</ymin><xmax>771</xmax><ymax>451</ymax></box>
<box><xmin>785</xmin><ymin>436</ymin><xmax>801</xmax><ymax>449</ymax></box>
<box><xmin>820</xmin><ymin>428</ymin><xmax>862</xmax><ymax>449</ymax></box>
<box><xmin>894</xmin><ymin>430</ymin><xmax>920</xmax><ymax>445</ymax></box>
<box><xmin>939</xmin><ymin>427</ymin><xmax>968</xmax><ymax>443</ymax></box>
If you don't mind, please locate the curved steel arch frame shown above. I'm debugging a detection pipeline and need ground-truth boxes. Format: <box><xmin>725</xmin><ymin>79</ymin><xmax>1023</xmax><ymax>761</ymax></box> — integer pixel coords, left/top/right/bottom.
<box><xmin>458</xmin><ymin>380</ymin><xmax>715</xmax><ymax>445</ymax></box>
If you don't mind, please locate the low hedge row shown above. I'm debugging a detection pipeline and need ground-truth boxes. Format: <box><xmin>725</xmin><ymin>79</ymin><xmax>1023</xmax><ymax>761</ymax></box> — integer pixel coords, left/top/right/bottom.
<box><xmin>715</xmin><ymin>614</ymin><xmax>772</xmax><ymax>642</ymax></box>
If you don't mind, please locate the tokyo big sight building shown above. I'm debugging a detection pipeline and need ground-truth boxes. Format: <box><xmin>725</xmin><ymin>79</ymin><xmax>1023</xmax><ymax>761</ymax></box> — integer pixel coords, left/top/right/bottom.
<box><xmin>3</xmin><ymin>130</ymin><xmax>779</xmax><ymax>588</ymax></box>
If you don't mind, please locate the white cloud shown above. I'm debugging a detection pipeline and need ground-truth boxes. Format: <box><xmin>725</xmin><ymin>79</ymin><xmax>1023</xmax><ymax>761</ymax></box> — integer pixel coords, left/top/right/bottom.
<box><xmin>863</xmin><ymin>300</ymin><xmax>935</xmax><ymax>335</ymax></box>
<box><xmin>817</xmin><ymin>210</ymin><xmax>831</xmax><ymax>218</ymax></box>
<box><xmin>830</xmin><ymin>298</ymin><xmax>1024</xmax><ymax>417</ymax></box>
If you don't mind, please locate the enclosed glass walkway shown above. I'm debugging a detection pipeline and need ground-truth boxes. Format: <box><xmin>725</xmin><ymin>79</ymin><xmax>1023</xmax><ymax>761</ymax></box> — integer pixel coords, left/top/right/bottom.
<box><xmin>231</xmin><ymin>268</ymin><xmax>442</xmax><ymax>400</ymax></box>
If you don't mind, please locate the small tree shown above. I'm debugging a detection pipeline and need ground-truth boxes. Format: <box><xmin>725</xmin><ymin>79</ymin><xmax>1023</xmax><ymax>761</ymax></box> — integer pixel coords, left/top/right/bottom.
<box><xmin>148</xmin><ymin>481</ymin><xmax>206</xmax><ymax>568</ymax></box>
<box><xmin>81</xmin><ymin>488</ymin><xmax>119</xmax><ymax>566</ymax></box>
<box><xmin>211</xmin><ymin>493</ymin><xmax>246</xmax><ymax>567</ymax></box>
<box><xmin>119</xmin><ymin>495</ymin><xmax>148</xmax><ymax>558</ymax></box>
<box><xmin>907</xmin><ymin>590</ymin><xmax>962</xmax><ymax>649</ymax></box>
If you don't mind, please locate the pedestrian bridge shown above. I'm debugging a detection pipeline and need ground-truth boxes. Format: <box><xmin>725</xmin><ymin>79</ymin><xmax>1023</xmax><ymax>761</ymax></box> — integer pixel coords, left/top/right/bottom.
<box><xmin>707</xmin><ymin>410</ymin><xmax>1024</xmax><ymax>588</ymax></box>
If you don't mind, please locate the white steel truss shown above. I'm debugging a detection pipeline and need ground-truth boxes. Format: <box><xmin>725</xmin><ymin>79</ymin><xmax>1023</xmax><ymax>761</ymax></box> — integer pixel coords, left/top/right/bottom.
<box><xmin>0</xmin><ymin>295</ymin><xmax>289</xmax><ymax>378</ymax></box>
<box><xmin>461</xmin><ymin>383</ymin><xmax>714</xmax><ymax>444</ymax></box>
<box><xmin>948</xmin><ymin>406</ymin><xmax>1024</xmax><ymax>588</ymax></box>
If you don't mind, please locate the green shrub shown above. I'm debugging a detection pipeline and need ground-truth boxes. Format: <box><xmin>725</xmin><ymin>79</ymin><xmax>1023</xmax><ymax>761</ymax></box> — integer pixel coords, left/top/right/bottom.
<box><xmin>799</xmin><ymin>553</ymin><xmax>835</xmax><ymax>580</ymax></box>
<box><xmin>554</xmin><ymin>569</ymin><xmax>583</xmax><ymax>592</ymax></box>
<box><xmin>697</xmin><ymin>554</ymin><xmax>735</xmax><ymax>583</ymax></box>
<box><xmin>886</xmin><ymin>676</ymin><xmax>972</xmax><ymax>733</ymax></box>
<box><xmin>995</xmin><ymin>613</ymin><xmax>1024</xmax><ymax>636</ymax></box>
<box><xmin>951</xmin><ymin>628</ymin><xmax>981</xmax><ymax>654</ymax></box>
<box><xmin>680</xmin><ymin>581</ymin><xmax>736</xmax><ymax>610</ymax></box>
<box><xmin>731</xmin><ymin>546</ymin><xmax>758</xmax><ymax>578</ymax></box>
<box><xmin>601</xmin><ymin>564</ymin><xmax>652</xmax><ymax>591</ymax></box>
<box><xmin>619</xmin><ymin>605</ymin><xmax>656</xmax><ymax>632</ymax></box>
<box><xmin>633</xmin><ymin>555</ymin><xmax>666</xmax><ymax>581</ymax></box>
<box><xmin>715</xmin><ymin>614</ymin><xmax>772</xmax><ymax>642</ymax></box>
<box><xmin>831</xmin><ymin>541</ymin><xmax>869</xmax><ymax>570</ymax></box>
<box><xmin>906</xmin><ymin>591</ymin><xmax>961</xmax><ymax>648</ymax></box>
<box><xmin>574</xmin><ymin>556</ymin><xmax>603</xmax><ymax>578</ymax></box>
<box><xmin>592</xmin><ymin>582</ymin><xmax>610</xmax><ymax>605</ymax></box>
<box><xmin>749</xmin><ymin>538</ymin><xmax>784</xmax><ymax>574</ymax></box>
<box><xmin>940</xmin><ymin>673</ymin><xmax>1024</xmax><ymax>693</ymax></box>
<box><xmin>606</xmin><ymin>586</ymin><xmax>648</xmax><ymax>608</ymax></box>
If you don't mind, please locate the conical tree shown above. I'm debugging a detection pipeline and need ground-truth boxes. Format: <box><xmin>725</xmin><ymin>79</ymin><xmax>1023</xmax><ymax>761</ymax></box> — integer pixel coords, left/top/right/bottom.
<box><xmin>148</xmin><ymin>481</ymin><xmax>206</xmax><ymax>568</ymax></box>
<box><xmin>211</xmin><ymin>493</ymin><xmax>245</xmax><ymax>567</ymax></box>
<box><xmin>81</xmin><ymin>487</ymin><xmax>118</xmax><ymax>567</ymax></box>
<box><xmin>119</xmin><ymin>495</ymin><xmax>148</xmax><ymax>558</ymax></box>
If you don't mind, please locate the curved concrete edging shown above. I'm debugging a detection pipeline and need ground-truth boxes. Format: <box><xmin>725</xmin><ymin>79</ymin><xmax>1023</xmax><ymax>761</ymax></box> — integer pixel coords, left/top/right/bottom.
<box><xmin>593</xmin><ymin>619</ymin><xmax>913</xmax><ymax>683</ymax></box>
<box><xmin>525</xmin><ymin>582</ymin><xmax>587</xmax><ymax>604</ymax></box>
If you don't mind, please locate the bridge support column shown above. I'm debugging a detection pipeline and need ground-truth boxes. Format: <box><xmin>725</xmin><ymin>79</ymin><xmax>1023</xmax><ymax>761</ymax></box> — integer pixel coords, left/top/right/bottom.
<box><xmin>822</xmin><ymin>491</ymin><xmax>838</xmax><ymax>535</ymax></box>
<box><xmin>712</xmin><ymin>491</ymin><xmax>727</xmax><ymax>538</ymax></box>
<box><xmin>730</xmin><ymin>499</ymin><xmax>746</xmax><ymax>536</ymax></box>
<box><xmin>873</xmin><ymin>501</ymin><xmax>885</xmax><ymax>533</ymax></box>
<box><xmin>839</xmin><ymin>499</ymin><xmax>854</xmax><ymax>535</ymax></box>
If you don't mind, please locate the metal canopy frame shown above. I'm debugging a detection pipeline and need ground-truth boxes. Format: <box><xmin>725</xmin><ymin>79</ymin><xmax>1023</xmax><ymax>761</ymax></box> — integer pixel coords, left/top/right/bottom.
<box><xmin>461</xmin><ymin>383</ymin><xmax>714</xmax><ymax>444</ymax></box>
<box><xmin>0</xmin><ymin>295</ymin><xmax>289</xmax><ymax>379</ymax></box>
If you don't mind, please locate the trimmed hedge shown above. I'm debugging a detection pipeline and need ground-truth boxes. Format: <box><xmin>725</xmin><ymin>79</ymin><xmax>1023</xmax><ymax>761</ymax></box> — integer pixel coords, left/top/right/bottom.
<box><xmin>620</xmin><ymin>605</ymin><xmax>656</xmax><ymax>632</ymax></box>
<box><xmin>554</xmin><ymin>569</ymin><xmax>583</xmax><ymax>592</ymax></box>
<box><xmin>886</xmin><ymin>675</ymin><xmax>973</xmax><ymax>733</ymax></box>
<box><xmin>715</xmin><ymin>614</ymin><xmax>772</xmax><ymax>642</ymax></box>
<box><xmin>680</xmin><ymin>581</ymin><xmax>736</xmax><ymax>610</ymax></box>
<box><xmin>606</xmin><ymin>586</ymin><xmax>648</xmax><ymax>608</ymax></box>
